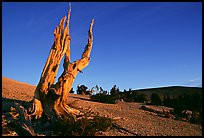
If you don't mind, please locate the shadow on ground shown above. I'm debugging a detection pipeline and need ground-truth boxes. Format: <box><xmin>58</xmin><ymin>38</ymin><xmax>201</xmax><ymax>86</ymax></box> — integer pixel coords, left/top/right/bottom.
<box><xmin>2</xmin><ymin>97</ymin><xmax>31</xmax><ymax>113</ymax></box>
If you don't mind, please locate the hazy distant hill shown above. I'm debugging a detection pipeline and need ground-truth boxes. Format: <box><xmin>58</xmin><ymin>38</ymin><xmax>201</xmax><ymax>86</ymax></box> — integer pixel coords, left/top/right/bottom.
<box><xmin>128</xmin><ymin>86</ymin><xmax>202</xmax><ymax>100</ymax></box>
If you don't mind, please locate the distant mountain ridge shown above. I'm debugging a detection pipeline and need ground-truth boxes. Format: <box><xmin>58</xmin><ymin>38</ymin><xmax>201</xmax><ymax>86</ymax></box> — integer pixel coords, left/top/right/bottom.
<box><xmin>129</xmin><ymin>86</ymin><xmax>202</xmax><ymax>100</ymax></box>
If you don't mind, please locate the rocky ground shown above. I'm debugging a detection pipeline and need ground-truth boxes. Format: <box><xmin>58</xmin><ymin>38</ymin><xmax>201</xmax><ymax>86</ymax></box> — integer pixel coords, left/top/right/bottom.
<box><xmin>2</xmin><ymin>77</ymin><xmax>202</xmax><ymax>136</ymax></box>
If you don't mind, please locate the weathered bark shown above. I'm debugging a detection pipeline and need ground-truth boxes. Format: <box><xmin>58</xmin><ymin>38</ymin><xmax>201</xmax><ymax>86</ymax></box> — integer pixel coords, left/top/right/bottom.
<box><xmin>28</xmin><ymin>5</ymin><xmax>94</xmax><ymax>120</ymax></box>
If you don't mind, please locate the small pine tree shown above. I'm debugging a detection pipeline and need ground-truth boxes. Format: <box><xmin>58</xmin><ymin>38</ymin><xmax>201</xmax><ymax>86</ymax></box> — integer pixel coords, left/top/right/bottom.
<box><xmin>69</xmin><ymin>88</ymin><xmax>74</xmax><ymax>93</ymax></box>
<box><xmin>77</xmin><ymin>85</ymin><xmax>88</xmax><ymax>95</ymax></box>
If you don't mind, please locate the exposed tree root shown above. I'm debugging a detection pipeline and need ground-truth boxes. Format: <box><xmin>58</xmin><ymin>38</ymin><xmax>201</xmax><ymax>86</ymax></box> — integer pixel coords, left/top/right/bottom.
<box><xmin>55</xmin><ymin>102</ymin><xmax>83</xmax><ymax>117</ymax></box>
<box><xmin>5</xmin><ymin>102</ymin><xmax>116</xmax><ymax>136</ymax></box>
<box><xmin>27</xmin><ymin>98</ymin><xmax>44</xmax><ymax>120</ymax></box>
<box><xmin>9</xmin><ymin>103</ymin><xmax>37</xmax><ymax>136</ymax></box>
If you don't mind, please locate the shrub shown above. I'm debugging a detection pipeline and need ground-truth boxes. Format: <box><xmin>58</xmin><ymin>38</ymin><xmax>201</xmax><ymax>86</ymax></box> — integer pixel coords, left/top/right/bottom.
<box><xmin>190</xmin><ymin>111</ymin><xmax>201</xmax><ymax>124</ymax></box>
<box><xmin>90</xmin><ymin>93</ymin><xmax>117</xmax><ymax>104</ymax></box>
<box><xmin>51</xmin><ymin>114</ymin><xmax>114</xmax><ymax>136</ymax></box>
<box><xmin>136</xmin><ymin>93</ymin><xmax>147</xmax><ymax>102</ymax></box>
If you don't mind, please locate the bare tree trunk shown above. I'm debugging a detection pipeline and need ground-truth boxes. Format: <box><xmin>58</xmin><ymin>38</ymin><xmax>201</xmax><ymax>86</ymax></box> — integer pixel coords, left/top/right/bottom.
<box><xmin>28</xmin><ymin>5</ymin><xmax>94</xmax><ymax>120</ymax></box>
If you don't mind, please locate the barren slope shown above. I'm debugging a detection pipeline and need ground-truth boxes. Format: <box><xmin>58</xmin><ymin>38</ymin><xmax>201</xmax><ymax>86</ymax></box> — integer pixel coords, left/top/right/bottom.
<box><xmin>2</xmin><ymin>77</ymin><xmax>202</xmax><ymax>136</ymax></box>
<box><xmin>2</xmin><ymin>77</ymin><xmax>35</xmax><ymax>101</ymax></box>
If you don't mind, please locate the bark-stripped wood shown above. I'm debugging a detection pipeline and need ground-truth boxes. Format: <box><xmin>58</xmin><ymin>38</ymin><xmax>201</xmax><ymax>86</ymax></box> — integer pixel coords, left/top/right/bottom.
<box><xmin>28</xmin><ymin>4</ymin><xmax>94</xmax><ymax>120</ymax></box>
<box><xmin>10</xmin><ymin>103</ymin><xmax>37</xmax><ymax>136</ymax></box>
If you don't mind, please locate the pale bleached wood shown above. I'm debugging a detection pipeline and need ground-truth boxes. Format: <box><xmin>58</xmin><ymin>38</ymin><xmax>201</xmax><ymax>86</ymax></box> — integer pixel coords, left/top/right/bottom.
<box><xmin>29</xmin><ymin>4</ymin><xmax>94</xmax><ymax>120</ymax></box>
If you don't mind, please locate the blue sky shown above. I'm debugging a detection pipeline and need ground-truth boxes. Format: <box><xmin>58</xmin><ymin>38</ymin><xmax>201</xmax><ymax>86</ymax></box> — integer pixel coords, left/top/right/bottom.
<box><xmin>2</xmin><ymin>2</ymin><xmax>202</xmax><ymax>92</ymax></box>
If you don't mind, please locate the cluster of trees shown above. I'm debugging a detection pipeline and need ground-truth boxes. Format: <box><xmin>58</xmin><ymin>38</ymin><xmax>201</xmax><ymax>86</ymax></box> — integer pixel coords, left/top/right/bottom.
<box><xmin>89</xmin><ymin>84</ymin><xmax>202</xmax><ymax>124</ymax></box>
<box><xmin>73</xmin><ymin>84</ymin><xmax>108</xmax><ymax>96</ymax></box>
<box><xmin>90</xmin><ymin>85</ymin><xmax>162</xmax><ymax>104</ymax></box>
<box><xmin>163</xmin><ymin>93</ymin><xmax>202</xmax><ymax>112</ymax></box>
<box><xmin>90</xmin><ymin>85</ymin><xmax>148</xmax><ymax>104</ymax></box>
<box><xmin>71</xmin><ymin>85</ymin><xmax>102</xmax><ymax>95</ymax></box>
<box><xmin>162</xmin><ymin>93</ymin><xmax>202</xmax><ymax>124</ymax></box>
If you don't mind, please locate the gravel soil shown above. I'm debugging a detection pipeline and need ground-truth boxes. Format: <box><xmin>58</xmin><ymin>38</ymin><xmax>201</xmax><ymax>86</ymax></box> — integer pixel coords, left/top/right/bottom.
<box><xmin>2</xmin><ymin>77</ymin><xmax>202</xmax><ymax>136</ymax></box>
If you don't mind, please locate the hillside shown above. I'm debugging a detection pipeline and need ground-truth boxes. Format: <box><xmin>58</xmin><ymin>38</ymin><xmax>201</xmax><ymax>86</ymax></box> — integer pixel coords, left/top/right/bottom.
<box><xmin>2</xmin><ymin>77</ymin><xmax>202</xmax><ymax>136</ymax></box>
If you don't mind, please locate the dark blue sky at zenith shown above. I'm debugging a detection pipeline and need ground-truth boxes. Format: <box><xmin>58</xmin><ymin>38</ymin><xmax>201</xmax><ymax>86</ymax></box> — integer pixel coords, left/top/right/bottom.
<box><xmin>2</xmin><ymin>2</ymin><xmax>202</xmax><ymax>93</ymax></box>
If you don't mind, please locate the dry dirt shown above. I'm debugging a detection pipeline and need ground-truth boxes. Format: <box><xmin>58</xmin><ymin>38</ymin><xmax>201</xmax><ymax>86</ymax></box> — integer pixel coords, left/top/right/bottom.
<box><xmin>2</xmin><ymin>77</ymin><xmax>202</xmax><ymax>136</ymax></box>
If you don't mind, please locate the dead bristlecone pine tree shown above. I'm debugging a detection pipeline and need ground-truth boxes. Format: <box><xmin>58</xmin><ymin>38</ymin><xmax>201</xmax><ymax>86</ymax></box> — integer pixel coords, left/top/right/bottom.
<box><xmin>27</xmin><ymin>5</ymin><xmax>94</xmax><ymax>120</ymax></box>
